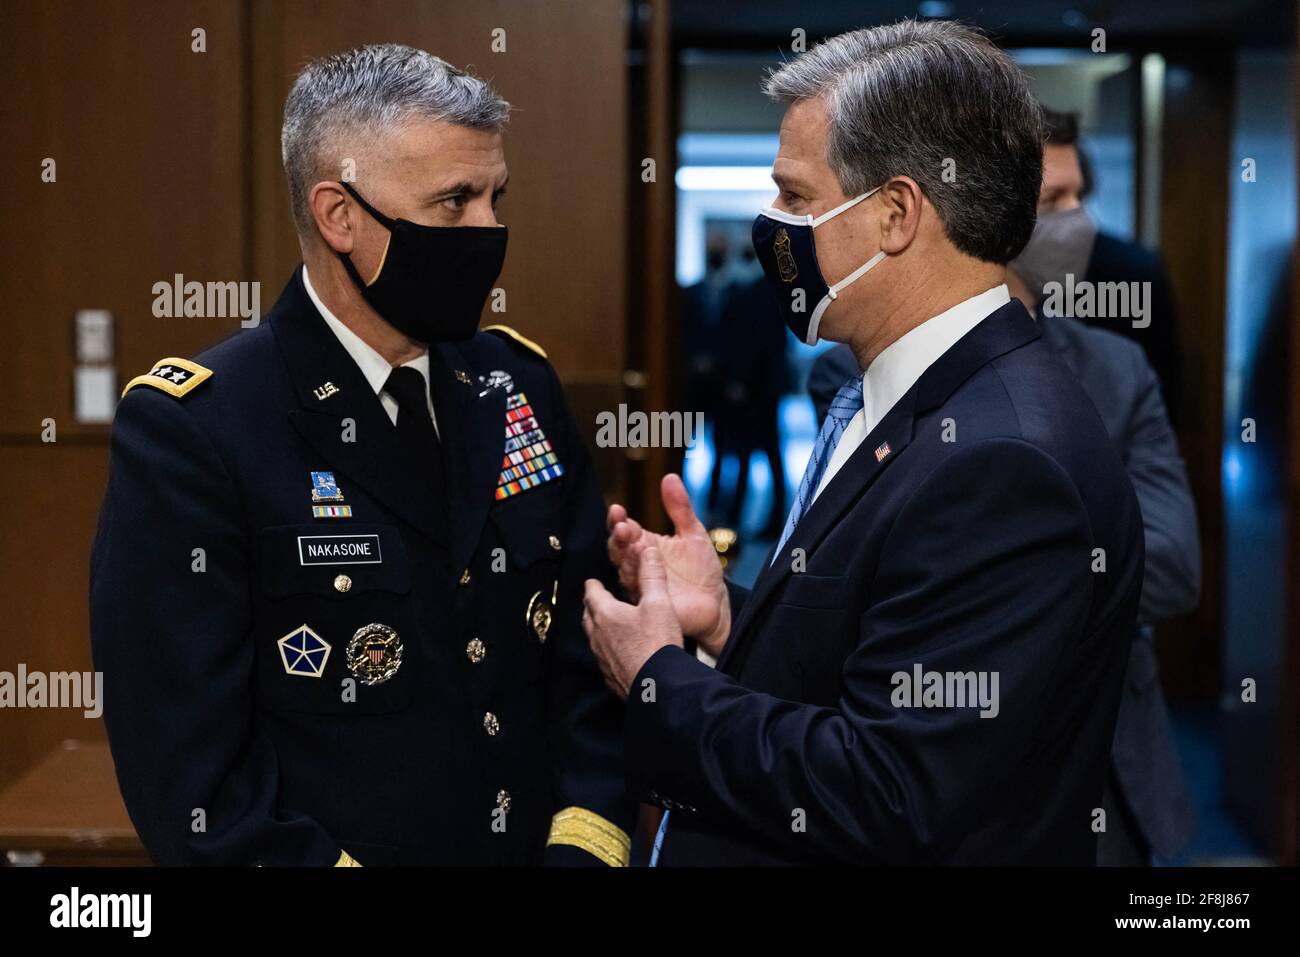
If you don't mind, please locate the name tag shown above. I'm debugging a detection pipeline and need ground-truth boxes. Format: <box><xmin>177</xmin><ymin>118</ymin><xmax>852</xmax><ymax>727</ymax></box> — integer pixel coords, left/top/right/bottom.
<box><xmin>297</xmin><ymin>534</ymin><xmax>383</xmax><ymax>566</ymax></box>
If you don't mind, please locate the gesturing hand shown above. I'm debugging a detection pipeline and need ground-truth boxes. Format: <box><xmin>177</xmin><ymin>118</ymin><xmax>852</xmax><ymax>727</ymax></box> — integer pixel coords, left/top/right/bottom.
<box><xmin>583</xmin><ymin>546</ymin><xmax>683</xmax><ymax>699</ymax></box>
<box><xmin>606</xmin><ymin>473</ymin><xmax>731</xmax><ymax>657</ymax></box>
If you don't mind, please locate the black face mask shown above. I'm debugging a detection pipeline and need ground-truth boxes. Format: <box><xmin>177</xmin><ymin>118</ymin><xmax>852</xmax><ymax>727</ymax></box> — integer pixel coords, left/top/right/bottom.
<box><xmin>337</xmin><ymin>182</ymin><xmax>507</xmax><ymax>343</ymax></box>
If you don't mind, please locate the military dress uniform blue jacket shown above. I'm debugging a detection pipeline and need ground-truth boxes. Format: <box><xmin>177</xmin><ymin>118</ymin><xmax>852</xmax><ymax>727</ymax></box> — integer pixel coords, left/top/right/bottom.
<box><xmin>91</xmin><ymin>268</ymin><xmax>634</xmax><ymax>866</ymax></box>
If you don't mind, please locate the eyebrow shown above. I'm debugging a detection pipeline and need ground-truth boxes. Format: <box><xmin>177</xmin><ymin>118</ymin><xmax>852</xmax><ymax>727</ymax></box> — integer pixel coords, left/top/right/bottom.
<box><xmin>771</xmin><ymin>170</ymin><xmax>805</xmax><ymax>193</ymax></box>
<box><xmin>423</xmin><ymin>176</ymin><xmax>511</xmax><ymax>204</ymax></box>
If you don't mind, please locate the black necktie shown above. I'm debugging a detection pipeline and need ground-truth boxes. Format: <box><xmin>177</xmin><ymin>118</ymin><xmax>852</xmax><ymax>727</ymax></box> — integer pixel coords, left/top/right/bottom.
<box><xmin>383</xmin><ymin>366</ymin><xmax>447</xmax><ymax>504</ymax></box>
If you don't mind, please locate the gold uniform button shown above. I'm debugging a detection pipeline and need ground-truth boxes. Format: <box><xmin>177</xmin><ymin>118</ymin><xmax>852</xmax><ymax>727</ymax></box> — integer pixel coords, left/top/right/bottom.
<box><xmin>459</xmin><ymin>568</ymin><xmax>471</xmax><ymax>585</ymax></box>
<box><xmin>466</xmin><ymin>638</ymin><xmax>486</xmax><ymax>664</ymax></box>
<box><xmin>548</xmin><ymin>535</ymin><xmax>561</xmax><ymax>551</ymax></box>
<box><xmin>483</xmin><ymin>712</ymin><xmax>500</xmax><ymax>736</ymax></box>
<box><xmin>496</xmin><ymin>789</ymin><xmax>511</xmax><ymax>812</ymax></box>
<box><xmin>333</xmin><ymin>574</ymin><xmax>352</xmax><ymax>593</ymax></box>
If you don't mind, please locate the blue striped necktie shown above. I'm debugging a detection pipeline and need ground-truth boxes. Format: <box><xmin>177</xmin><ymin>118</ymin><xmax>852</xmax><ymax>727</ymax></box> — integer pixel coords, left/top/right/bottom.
<box><xmin>649</xmin><ymin>376</ymin><xmax>864</xmax><ymax>867</ymax></box>
<box><xmin>771</xmin><ymin>375</ymin><xmax>865</xmax><ymax>562</ymax></box>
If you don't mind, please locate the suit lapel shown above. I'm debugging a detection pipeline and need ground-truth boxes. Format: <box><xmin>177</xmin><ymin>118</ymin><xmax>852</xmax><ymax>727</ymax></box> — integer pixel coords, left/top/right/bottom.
<box><xmin>427</xmin><ymin>341</ymin><xmax>508</xmax><ymax>577</ymax></box>
<box><xmin>718</xmin><ymin>395</ymin><xmax>915</xmax><ymax>672</ymax></box>
<box><xmin>271</xmin><ymin>268</ymin><xmax>448</xmax><ymax>543</ymax></box>
<box><xmin>718</xmin><ymin>299</ymin><xmax>1042</xmax><ymax>674</ymax></box>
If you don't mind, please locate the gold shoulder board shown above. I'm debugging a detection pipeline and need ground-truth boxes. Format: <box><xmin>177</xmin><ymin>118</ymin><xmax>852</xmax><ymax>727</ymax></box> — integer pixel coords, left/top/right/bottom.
<box><xmin>483</xmin><ymin>324</ymin><xmax>548</xmax><ymax>360</ymax></box>
<box><xmin>122</xmin><ymin>357</ymin><xmax>213</xmax><ymax>399</ymax></box>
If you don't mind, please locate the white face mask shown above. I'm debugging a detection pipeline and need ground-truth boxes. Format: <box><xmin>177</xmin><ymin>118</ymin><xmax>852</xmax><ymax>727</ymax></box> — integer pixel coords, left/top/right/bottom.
<box><xmin>752</xmin><ymin>187</ymin><xmax>888</xmax><ymax>344</ymax></box>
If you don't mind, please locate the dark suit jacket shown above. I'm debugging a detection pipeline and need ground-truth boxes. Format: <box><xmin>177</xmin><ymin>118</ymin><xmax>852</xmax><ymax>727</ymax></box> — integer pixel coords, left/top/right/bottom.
<box><xmin>809</xmin><ymin>313</ymin><xmax>1198</xmax><ymax>858</ymax></box>
<box><xmin>626</xmin><ymin>301</ymin><xmax>1144</xmax><ymax>865</ymax></box>
<box><xmin>1083</xmin><ymin>233</ymin><xmax>1183</xmax><ymax>427</ymax></box>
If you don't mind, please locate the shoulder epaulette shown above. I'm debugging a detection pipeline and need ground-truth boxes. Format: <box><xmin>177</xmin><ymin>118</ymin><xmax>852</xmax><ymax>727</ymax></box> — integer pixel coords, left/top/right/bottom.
<box><xmin>122</xmin><ymin>357</ymin><xmax>213</xmax><ymax>399</ymax></box>
<box><xmin>483</xmin><ymin>324</ymin><xmax>548</xmax><ymax>360</ymax></box>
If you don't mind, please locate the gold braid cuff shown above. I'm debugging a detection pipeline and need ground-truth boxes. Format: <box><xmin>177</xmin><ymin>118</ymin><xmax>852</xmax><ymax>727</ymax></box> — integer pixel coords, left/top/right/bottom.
<box><xmin>334</xmin><ymin>850</ymin><xmax>362</xmax><ymax>867</ymax></box>
<box><xmin>546</xmin><ymin>806</ymin><xmax>630</xmax><ymax>867</ymax></box>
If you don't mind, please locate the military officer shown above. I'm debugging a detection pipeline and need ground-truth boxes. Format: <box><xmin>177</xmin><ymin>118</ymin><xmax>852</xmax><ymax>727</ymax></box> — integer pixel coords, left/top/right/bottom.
<box><xmin>90</xmin><ymin>44</ymin><xmax>633</xmax><ymax>866</ymax></box>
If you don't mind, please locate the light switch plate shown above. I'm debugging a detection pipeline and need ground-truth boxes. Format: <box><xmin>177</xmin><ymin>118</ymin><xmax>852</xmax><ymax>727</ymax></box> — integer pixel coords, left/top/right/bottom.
<box><xmin>74</xmin><ymin>365</ymin><xmax>117</xmax><ymax>423</ymax></box>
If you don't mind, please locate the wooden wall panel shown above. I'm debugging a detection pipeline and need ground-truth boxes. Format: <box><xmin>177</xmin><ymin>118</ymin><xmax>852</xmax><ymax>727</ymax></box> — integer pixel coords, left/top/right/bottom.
<box><xmin>0</xmin><ymin>0</ymin><xmax>249</xmax><ymax>788</ymax></box>
<box><xmin>1155</xmin><ymin>60</ymin><xmax>1230</xmax><ymax>700</ymax></box>
<box><xmin>0</xmin><ymin>444</ymin><xmax>110</xmax><ymax>786</ymax></box>
<box><xmin>0</xmin><ymin>0</ymin><xmax>250</xmax><ymax>438</ymax></box>
<box><xmin>248</xmin><ymin>0</ymin><xmax>629</xmax><ymax>384</ymax></box>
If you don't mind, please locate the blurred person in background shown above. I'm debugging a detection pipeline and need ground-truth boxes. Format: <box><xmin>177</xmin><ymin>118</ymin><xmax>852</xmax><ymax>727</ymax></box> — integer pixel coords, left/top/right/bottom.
<box><xmin>682</xmin><ymin>230</ymin><xmax>730</xmax><ymax>438</ymax></box>
<box><xmin>707</xmin><ymin>244</ymin><xmax>790</xmax><ymax>538</ymax></box>
<box><xmin>1015</xmin><ymin>108</ymin><xmax>1185</xmax><ymax>425</ymax></box>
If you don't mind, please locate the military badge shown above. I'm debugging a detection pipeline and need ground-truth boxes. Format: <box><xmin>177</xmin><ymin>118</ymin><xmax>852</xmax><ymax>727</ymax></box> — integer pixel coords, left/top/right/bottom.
<box><xmin>310</xmin><ymin>471</ymin><xmax>344</xmax><ymax>502</ymax></box>
<box><xmin>478</xmin><ymin>369</ymin><xmax>514</xmax><ymax>397</ymax></box>
<box><xmin>277</xmin><ymin>624</ymin><xmax>332</xmax><ymax>678</ymax></box>
<box><xmin>495</xmin><ymin>392</ymin><xmax>565</xmax><ymax>500</ymax></box>
<box><xmin>312</xmin><ymin>505</ymin><xmax>353</xmax><ymax>518</ymax></box>
<box><xmin>526</xmin><ymin>581</ymin><xmax>558</xmax><ymax>643</ymax></box>
<box><xmin>346</xmin><ymin>623</ymin><xmax>403</xmax><ymax>686</ymax></box>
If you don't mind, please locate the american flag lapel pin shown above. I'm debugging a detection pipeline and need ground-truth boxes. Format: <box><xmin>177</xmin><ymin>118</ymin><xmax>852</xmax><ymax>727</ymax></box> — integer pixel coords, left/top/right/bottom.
<box><xmin>874</xmin><ymin>442</ymin><xmax>892</xmax><ymax>463</ymax></box>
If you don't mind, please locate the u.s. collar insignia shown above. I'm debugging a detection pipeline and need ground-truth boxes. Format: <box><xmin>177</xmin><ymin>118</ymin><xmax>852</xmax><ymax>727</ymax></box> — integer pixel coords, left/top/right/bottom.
<box><xmin>346</xmin><ymin>623</ymin><xmax>403</xmax><ymax>686</ymax></box>
<box><xmin>478</xmin><ymin>369</ymin><xmax>514</xmax><ymax>397</ymax></box>
<box><xmin>495</xmin><ymin>391</ymin><xmax>565</xmax><ymax>500</ymax></box>
<box><xmin>278</xmin><ymin>624</ymin><xmax>332</xmax><ymax>678</ymax></box>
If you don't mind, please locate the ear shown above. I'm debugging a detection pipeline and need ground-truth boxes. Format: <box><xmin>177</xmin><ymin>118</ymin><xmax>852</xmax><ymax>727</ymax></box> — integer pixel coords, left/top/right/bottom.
<box><xmin>308</xmin><ymin>181</ymin><xmax>354</xmax><ymax>255</ymax></box>
<box><xmin>877</xmin><ymin>175</ymin><xmax>925</xmax><ymax>255</ymax></box>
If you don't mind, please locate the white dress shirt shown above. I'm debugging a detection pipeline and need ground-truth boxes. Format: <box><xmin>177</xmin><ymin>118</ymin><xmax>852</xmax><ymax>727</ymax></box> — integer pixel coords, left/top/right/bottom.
<box><xmin>812</xmin><ymin>283</ymin><xmax>1010</xmax><ymax>502</ymax></box>
<box><xmin>301</xmin><ymin>265</ymin><xmax>439</xmax><ymax>434</ymax></box>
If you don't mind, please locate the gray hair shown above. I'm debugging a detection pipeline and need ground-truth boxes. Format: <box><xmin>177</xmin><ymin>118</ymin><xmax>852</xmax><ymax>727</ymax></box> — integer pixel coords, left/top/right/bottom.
<box><xmin>281</xmin><ymin>43</ymin><xmax>511</xmax><ymax>232</ymax></box>
<box><xmin>764</xmin><ymin>20</ymin><xmax>1043</xmax><ymax>263</ymax></box>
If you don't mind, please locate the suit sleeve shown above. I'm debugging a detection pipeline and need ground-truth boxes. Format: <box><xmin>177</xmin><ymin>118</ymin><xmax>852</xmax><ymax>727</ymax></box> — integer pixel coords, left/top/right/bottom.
<box><xmin>1121</xmin><ymin>348</ymin><xmax>1201</xmax><ymax>624</ymax></box>
<box><xmin>623</xmin><ymin>438</ymin><xmax>1104</xmax><ymax>863</ymax></box>
<box><xmin>90</xmin><ymin>389</ymin><xmax>343</xmax><ymax>866</ymax></box>
<box><xmin>540</xmin><ymin>364</ymin><xmax>638</xmax><ymax>866</ymax></box>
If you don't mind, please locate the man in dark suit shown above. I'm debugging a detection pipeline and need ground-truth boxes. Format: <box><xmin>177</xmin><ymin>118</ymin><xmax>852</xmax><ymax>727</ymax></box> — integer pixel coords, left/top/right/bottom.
<box><xmin>581</xmin><ymin>21</ymin><xmax>1144</xmax><ymax>865</ymax></box>
<box><xmin>91</xmin><ymin>44</ymin><xmax>632</xmax><ymax>866</ymax></box>
<box><xmin>1014</xmin><ymin>108</ymin><xmax>1184</xmax><ymax>425</ymax></box>
<box><xmin>707</xmin><ymin>267</ymin><xmax>790</xmax><ymax>535</ymax></box>
<box><xmin>809</xmin><ymin>309</ymin><xmax>1200</xmax><ymax>864</ymax></box>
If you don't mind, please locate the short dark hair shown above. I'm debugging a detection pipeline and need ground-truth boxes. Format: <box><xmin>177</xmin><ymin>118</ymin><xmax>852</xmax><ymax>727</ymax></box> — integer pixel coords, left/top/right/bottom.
<box><xmin>1041</xmin><ymin>106</ymin><xmax>1093</xmax><ymax>198</ymax></box>
<box><xmin>764</xmin><ymin>20</ymin><xmax>1044</xmax><ymax>264</ymax></box>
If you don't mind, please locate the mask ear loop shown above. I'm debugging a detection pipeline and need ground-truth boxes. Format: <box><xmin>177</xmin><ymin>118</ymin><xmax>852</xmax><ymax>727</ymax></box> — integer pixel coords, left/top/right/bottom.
<box><xmin>806</xmin><ymin>250</ymin><xmax>888</xmax><ymax>345</ymax></box>
<box><xmin>810</xmin><ymin>186</ymin><xmax>880</xmax><ymax>227</ymax></box>
<box><xmin>339</xmin><ymin>181</ymin><xmax>398</xmax><ymax>231</ymax></box>
<box><xmin>336</xmin><ymin>182</ymin><xmax>400</xmax><ymax>287</ymax></box>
